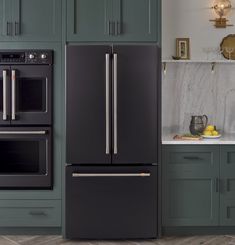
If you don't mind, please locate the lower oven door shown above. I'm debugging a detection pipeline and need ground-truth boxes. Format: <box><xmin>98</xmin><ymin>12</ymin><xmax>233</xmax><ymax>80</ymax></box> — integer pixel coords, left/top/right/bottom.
<box><xmin>0</xmin><ymin>127</ymin><xmax>52</xmax><ymax>189</ymax></box>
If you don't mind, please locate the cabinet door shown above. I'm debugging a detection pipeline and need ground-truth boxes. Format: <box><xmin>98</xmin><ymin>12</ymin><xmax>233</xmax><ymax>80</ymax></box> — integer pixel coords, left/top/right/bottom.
<box><xmin>67</xmin><ymin>0</ymin><xmax>112</xmax><ymax>42</ymax></box>
<box><xmin>11</xmin><ymin>0</ymin><xmax>61</xmax><ymax>41</ymax></box>
<box><xmin>162</xmin><ymin>145</ymin><xmax>220</xmax><ymax>226</ymax></box>
<box><xmin>112</xmin><ymin>0</ymin><xmax>158</xmax><ymax>42</ymax></box>
<box><xmin>112</xmin><ymin>45</ymin><xmax>159</xmax><ymax>164</ymax></box>
<box><xmin>0</xmin><ymin>0</ymin><xmax>12</xmax><ymax>41</ymax></box>
<box><xmin>66</xmin><ymin>45</ymin><xmax>112</xmax><ymax>164</ymax></box>
<box><xmin>220</xmin><ymin>146</ymin><xmax>235</xmax><ymax>226</ymax></box>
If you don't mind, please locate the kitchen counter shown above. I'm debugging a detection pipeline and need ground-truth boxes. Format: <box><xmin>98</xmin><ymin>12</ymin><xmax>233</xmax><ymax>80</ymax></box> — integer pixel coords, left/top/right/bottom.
<box><xmin>162</xmin><ymin>134</ymin><xmax>235</xmax><ymax>145</ymax></box>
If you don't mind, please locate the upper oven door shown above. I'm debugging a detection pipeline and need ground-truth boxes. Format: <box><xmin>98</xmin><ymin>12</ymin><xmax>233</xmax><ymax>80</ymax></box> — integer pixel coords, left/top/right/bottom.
<box><xmin>10</xmin><ymin>65</ymin><xmax>52</xmax><ymax>125</ymax></box>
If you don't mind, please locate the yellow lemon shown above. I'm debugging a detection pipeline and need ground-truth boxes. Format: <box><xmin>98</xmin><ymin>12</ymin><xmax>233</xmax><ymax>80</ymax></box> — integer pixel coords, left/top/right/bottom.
<box><xmin>212</xmin><ymin>130</ymin><xmax>219</xmax><ymax>136</ymax></box>
<box><xmin>205</xmin><ymin>125</ymin><xmax>215</xmax><ymax>131</ymax></box>
<box><xmin>203</xmin><ymin>130</ymin><xmax>212</xmax><ymax>136</ymax></box>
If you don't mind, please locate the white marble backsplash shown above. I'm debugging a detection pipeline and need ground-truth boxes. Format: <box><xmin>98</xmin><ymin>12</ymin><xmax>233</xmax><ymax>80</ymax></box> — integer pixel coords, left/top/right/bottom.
<box><xmin>162</xmin><ymin>63</ymin><xmax>235</xmax><ymax>134</ymax></box>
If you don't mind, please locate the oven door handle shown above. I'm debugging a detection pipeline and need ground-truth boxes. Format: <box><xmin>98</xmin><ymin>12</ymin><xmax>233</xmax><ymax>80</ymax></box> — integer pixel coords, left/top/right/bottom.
<box><xmin>11</xmin><ymin>70</ymin><xmax>16</xmax><ymax>121</ymax></box>
<box><xmin>2</xmin><ymin>70</ymin><xmax>7</xmax><ymax>121</ymax></box>
<box><xmin>0</xmin><ymin>131</ymin><xmax>47</xmax><ymax>135</ymax></box>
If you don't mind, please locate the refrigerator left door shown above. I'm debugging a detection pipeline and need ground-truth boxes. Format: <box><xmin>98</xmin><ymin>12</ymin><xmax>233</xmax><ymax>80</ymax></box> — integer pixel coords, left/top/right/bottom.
<box><xmin>0</xmin><ymin>67</ymin><xmax>10</xmax><ymax>125</ymax></box>
<box><xmin>66</xmin><ymin>45</ymin><xmax>112</xmax><ymax>164</ymax></box>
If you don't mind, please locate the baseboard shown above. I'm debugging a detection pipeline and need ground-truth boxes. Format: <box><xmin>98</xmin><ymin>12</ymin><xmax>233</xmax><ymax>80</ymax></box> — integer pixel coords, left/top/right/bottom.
<box><xmin>0</xmin><ymin>227</ymin><xmax>61</xmax><ymax>235</ymax></box>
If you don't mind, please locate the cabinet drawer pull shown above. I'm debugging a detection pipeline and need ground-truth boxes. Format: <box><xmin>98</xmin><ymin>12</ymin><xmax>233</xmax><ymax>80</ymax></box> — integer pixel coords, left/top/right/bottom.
<box><xmin>183</xmin><ymin>156</ymin><xmax>201</xmax><ymax>160</ymax></box>
<box><xmin>29</xmin><ymin>211</ymin><xmax>46</xmax><ymax>216</ymax></box>
<box><xmin>72</xmin><ymin>173</ymin><xmax>150</xmax><ymax>177</ymax></box>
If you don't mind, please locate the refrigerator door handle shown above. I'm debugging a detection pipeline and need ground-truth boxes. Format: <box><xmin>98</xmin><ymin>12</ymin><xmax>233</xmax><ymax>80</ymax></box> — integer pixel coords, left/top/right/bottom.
<box><xmin>113</xmin><ymin>53</ymin><xmax>118</xmax><ymax>154</ymax></box>
<box><xmin>3</xmin><ymin>70</ymin><xmax>7</xmax><ymax>121</ymax></box>
<box><xmin>72</xmin><ymin>173</ymin><xmax>151</xmax><ymax>177</ymax></box>
<box><xmin>11</xmin><ymin>70</ymin><xmax>16</xmax><ymax>120</ymax></box>
<box><xmin>105</xmin><ymin>54</ymin><xmax>110</xmax><ymax>155</ymax></box>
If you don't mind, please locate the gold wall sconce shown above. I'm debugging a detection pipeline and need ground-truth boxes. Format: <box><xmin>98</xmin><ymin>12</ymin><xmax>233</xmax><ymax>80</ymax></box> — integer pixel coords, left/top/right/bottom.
<box><xmin>210</xmin><ymin>0</ymin><xmax>233</xmax><ymax>28</ymax></box>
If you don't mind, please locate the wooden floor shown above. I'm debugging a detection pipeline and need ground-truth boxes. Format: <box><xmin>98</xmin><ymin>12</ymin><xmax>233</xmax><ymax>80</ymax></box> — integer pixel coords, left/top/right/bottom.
<box><xmin>1</xmin><ymin>235</ymin><xmax>235</xmax><ymax>245</ymax></box>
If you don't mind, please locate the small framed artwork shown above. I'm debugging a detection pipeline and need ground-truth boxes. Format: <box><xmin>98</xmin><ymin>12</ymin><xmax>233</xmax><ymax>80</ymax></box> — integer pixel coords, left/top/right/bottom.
<box><xmin>176</xmin><ymin>38</ymin><xmax>190</xmax><ymax>60</ymax></box>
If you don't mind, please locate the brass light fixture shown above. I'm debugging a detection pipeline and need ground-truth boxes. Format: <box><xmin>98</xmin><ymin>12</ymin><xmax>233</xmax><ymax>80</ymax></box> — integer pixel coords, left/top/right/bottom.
<box><xmin>210</xmin><ymin>0</ymin><xmax>233</xmax><ymax>28</ymax></box>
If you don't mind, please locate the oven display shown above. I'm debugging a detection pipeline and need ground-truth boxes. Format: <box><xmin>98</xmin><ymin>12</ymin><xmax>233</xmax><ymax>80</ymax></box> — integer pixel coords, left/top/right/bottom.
<box><xmin>0</xmin><ymin>53</ymin><xmax>25</xmax><ymax>62</ymax></box>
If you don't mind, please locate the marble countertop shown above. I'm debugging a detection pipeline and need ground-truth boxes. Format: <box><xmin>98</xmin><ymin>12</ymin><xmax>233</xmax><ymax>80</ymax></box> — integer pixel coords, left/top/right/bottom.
<box><xmin>162</xmin><ymin>134</ymin><xmax>235</xmax><ymax>145</ymax></box>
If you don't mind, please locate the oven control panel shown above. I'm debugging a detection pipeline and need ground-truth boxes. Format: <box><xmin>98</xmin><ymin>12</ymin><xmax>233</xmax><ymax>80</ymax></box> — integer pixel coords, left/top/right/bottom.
<box><xmin>0</xmin><ymin>50</ymin><xmax>53</xmax><ymax>64</ymax></box>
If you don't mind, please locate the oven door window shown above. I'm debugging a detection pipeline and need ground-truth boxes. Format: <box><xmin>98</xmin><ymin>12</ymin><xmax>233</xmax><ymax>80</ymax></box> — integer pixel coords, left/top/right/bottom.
<box><xmin>16</xmin><ymin>77</ymin><xmax>46</xmax><ymax>113</ymax></box>
<box><xmin>0</xmin><ymin>140</ymin><xmax>46</xmax><ymax>175</ymax></box>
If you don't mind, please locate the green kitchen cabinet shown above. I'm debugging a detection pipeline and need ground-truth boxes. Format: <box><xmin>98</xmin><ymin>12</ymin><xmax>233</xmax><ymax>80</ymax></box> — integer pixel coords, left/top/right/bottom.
<box><xmin>162</xmin><ymin>145</ymin><xmax>220</xmax><ymax>226</ymax></box>
<box><xmin>220</xmin><ymin>146</ymin><xmax>235</xmax><ymax>226</ymax></box>
<box><xmin>0</xmin><ymin>200</ymin><xmax>61</xmax><ymax>227</ymax></box>
<box><xmin>66</xmin><ymin>0</ymin><xmax>159</xmax><ymax>42</ymax></box>
<box><xmin>112</xmin><ymin>0</ymin><xmax>158</xmax><ymax>42</ymax></box>
<box><xmin>0</xmin><ymin>0</ymin><xmax>61</xmax><ymax>41</ymax></box>
<box><xmin>66</xmin><ymin>0</ymin><xmax>112</xmax><ymax>42</ymax></box>
<box><xmin>0</xmin><ymin>0</ymin><xmax>12</xmax><ymax>41</ymax></box>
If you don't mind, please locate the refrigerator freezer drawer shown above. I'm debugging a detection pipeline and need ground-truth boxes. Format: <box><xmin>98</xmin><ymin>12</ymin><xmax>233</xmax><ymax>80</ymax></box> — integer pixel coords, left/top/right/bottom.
<box><xmin>65</xmin><ymin>165</ymin><xmax>157</xmax><ymax>239</ymax></box>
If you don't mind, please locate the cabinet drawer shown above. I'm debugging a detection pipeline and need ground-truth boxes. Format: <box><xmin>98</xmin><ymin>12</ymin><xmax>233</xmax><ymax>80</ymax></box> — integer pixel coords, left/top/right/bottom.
<box><xmin>0</xmin><ymin>200</ymin><xmax>61</xmax><ymax>227</ymax></box>
<box><xmin>66</xmin><ymin>165</ymin><xmax>157</xmax><ymax>239</ymax></box>
<box><xmin>163</xmin><ymin>145</ymin><xmax>219</xmax><ymax>176</ymax></box>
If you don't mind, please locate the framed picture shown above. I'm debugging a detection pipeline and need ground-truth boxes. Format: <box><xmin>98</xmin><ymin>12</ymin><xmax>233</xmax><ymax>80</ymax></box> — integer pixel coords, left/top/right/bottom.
<box><xmin>176</xmin><ymin>38</ymin><xmax>190</xmax><ymax>60</ymax></box>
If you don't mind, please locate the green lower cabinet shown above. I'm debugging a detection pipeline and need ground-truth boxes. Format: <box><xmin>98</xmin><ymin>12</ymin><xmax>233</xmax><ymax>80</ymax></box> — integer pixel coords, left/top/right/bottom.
<box><xmin>220</xmin><ymin>146</ymin><xmax>235</xmax><ymax>226</ymax></box>
<box><xmin>162</xmin><ymin>145</ymin><xmax>220</xmax><ymax>226</ymax></box>
<box><xmin>0</xmin><ymin>200</ymin><xmax>61</xmax><ymax>227</ymax></box>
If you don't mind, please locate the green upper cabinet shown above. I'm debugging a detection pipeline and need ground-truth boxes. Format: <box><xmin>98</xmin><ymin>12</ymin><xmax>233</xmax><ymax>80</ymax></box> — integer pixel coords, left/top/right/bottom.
<box><xmin>0</xmin><ymin>0</ymin><xmax>61</xmax><ymax>42</ymax></box>
<box><xmin>66</xmin><ymin>0</ymin><xmax>160</xmax><ymax>42</ymax></box>
<box><xmin>112</xmin><ymin>0</ymin><xmax>158</xmax><ymax>42</ymax></box>
<box><xmin>67</xmin><ymin>0</ymin><xmax>112</xmax><ymax>42</ymax></box>
<box><xmin>0</xmin><ymin>0</ymin><xmax>12</xmax><ymax>41</ymax></box>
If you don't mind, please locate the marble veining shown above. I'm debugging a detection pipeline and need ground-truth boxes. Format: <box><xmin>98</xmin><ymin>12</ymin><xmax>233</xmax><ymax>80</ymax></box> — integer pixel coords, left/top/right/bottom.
<box><xmin>162</xmin><ymin>63</ymin><xmax>235</xmax><ymax>135</ymax></box>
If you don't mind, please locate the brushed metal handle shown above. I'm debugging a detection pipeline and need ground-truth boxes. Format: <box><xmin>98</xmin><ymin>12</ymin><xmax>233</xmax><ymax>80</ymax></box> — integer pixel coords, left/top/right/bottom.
<box><xmin>105</xmin><ymin>53</ymin><xmax>110</xmax><ymax>155</ymax></box>
<box><xmin>117</xmin><ymin>21</ymin><xmax>121</xmax><ymax>35</ymax></box>
<box><xmin>2</xmin><ymin>70</ymin><xmax>7</xmax><ymax>121</ymax></box>
<box><xmin>14</xmin><ymin>22</ymin><xmax>20</xmax><ymax>35</ymax></box>
<box><xmin>29</xmin><ymin>211</ymin><xmax>46</xmax><ymax>216</ymax></box>
<box><xmin>72</xmin><ymin>173</ymin><xmax>151</xmax><ymax>177</ymax></box>
<box><xmin>6</xmin><ymin>22</ymin><xmax>11</xmax><ymax>36</ymax></box>
<box><xmin>113</xmin><ymin>53</ymin><xmax>118</xmax><ymax>155</ymax></box>
<box><xmin>11</xmin><ymin>70</ymin><xmax>16</xmax><ymax>120</ymax></box>
<box><xmin>108</xmin><ymin>21</ymin><xmax>111</xmax><ymax>35</ymax></box>
<box><xmin>215</xmin><ymin>178</ymin><xmax>219</xmax><ymax>192</ymax></box>
<box><xmin>227</xmin><ymin>179</ymin><xmax>230</xmax><ymax>192</ymax></box>
<box><xmin>0</xmin><ymin>131</ymin><xmax>47</xmax><ymax>135</ymax></box>
<box><xmin>115</xmin><ymin>21</ymin><xmax>121</xmax><ymax>35</ymax></box>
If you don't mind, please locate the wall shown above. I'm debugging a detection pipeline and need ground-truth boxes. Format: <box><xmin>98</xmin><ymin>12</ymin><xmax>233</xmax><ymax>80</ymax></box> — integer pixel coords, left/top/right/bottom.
<box><xmin>162</xmin><ymin>0</ymin><xmax>235</xmax><ymax>60</ymax></box>
<box><xmin>162</xmin><ymin>63</ymin><xmax>235</xmax><ymax>134</ymax></box>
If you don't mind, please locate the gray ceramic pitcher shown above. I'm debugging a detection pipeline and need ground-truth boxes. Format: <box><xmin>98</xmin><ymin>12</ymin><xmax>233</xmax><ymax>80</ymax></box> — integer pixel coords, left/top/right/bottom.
<box><xmin>189</xmin><ymin>115</ymin><xmax>208</xmax><ymax>135</ymax></box>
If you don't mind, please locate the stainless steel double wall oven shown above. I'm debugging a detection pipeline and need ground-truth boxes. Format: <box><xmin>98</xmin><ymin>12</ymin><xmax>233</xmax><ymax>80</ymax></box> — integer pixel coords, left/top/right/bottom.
<box><xmin>0</xmin><ymin>50</ymin><xmax>53</xmax><ymax>189</ymax></box>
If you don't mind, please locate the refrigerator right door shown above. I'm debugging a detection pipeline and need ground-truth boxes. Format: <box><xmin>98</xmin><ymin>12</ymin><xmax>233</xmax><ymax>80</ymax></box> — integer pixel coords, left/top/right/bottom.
<box><xmin>112</xmin><ymin>45</ymin><xmax>159</xmax><ymax>164</ymax></box>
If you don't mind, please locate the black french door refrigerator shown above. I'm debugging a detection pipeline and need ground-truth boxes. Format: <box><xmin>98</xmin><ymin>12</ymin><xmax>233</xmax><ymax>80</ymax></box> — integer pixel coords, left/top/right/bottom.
<box><xmin>65</xmin><ymin>45</ymin><xmax>160</xmax><ymax>239</ymax></box>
